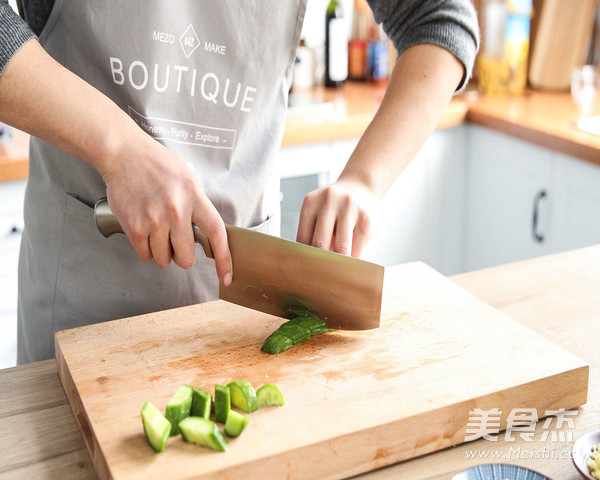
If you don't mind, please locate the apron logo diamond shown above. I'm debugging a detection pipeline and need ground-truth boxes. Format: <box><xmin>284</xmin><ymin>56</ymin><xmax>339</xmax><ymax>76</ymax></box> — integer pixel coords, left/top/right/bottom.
<box><xmin>180</xmin><ymin>24</ymin><xmax>200</xmax><ymax>58</ymax></box>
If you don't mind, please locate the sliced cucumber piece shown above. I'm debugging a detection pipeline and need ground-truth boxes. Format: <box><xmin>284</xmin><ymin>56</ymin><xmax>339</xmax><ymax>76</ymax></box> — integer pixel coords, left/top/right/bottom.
<box><xmin>289</xmin><ymin>314</ymin><xmax>328</xmax><ymax>334</ymax></box>
<box><xmin>224</xmin><ymin>410</ymin><xmax>249</xmax><ymax>438</ymax></box>
<box><xmin>276</xmin><ymin>323</ymin><xmax>311</xmax><ymax>344</ymax></box>
<box><xmin>256</xmin><ymin>383</ymin><xmax>285</xmax><ymax>407</ymax></box>
<box><xmin>179</xmin><ymin>416</ymin><xmax>228</xmax><ymax>452</ymax></box>
<box><xmin>191</xmin><ymin>387</ymin><xmax>212</xmax><ymax>420</ymax></box>
<box><xmin>165</xmin><ymin>384</ymin><xmax>193</xmax><ymax>436</ymax></box>
<box><xmin>293</xmin><ymin>315</ymin><xmax>330</xmax><ymax>335</ymax></box>
<box><xmin>141</xmin><ymin>401</ymin><xmax>171</xmax><ymax>453</ymax></box>
<box><xmin>214</xmin><ymin>384</ymin><xmax>230</xmax><ymax>424</ymax></box>
<box><xmin>261</xmin><ymin>331</ymin><xmax>294</xmax><ymax>354</ymax></box>
<box><xmin>226</xmin><ymin>381</ymin><xmax>258</xmax><ymax>413</ymax></box>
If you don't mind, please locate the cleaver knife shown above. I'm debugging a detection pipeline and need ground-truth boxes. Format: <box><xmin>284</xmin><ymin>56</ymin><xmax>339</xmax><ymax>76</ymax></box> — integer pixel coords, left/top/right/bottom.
<box><xmin>94</xmin><ymin>198</ymin><xmax>383</xmax><ymax>330</ymax></box>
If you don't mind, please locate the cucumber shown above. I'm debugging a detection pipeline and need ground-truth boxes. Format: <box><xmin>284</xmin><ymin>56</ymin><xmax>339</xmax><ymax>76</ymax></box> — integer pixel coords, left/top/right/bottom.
<box><xmin>262</xmin><ymin>314</ymin><xmax>333</xmax><ymax>354</ymax></box>
<box><xmin>179</xmin><ymin>417</ymin><xmax>228</xmax><ymax>452</ymax></box>
<box><xmin>191</xmin><ymin>387</ymin><xmax>212</xmax><ymax>420</ymax></box>
<box><xmin>227</xmin><ymin>381</ymin><xmax>258</xmax><ymax>413</ymax></box>
<box><xmin>256</xmin><ymin>383</ymin><xmax>285</xmax><ymax>407</ymax></box>
<box><xmin>141</xmin><ymin>401</ymin><xmax>171</xmax><ymax>453</ymax></box>
<box><xmin>142</xmin><ymin>381</ymin><xmax>284</xmax><ymax>452</ymax></box>
<box><xmin>165</xmin><ymin>384</ymin><xmax>193</xmax><ymax>436</ymax></box>
<box><xmin>224</xmin><ymin>410</ymin><xmax>249</xmax><ymax>438</ymax></box>
<box><xmin>292</xmin><ymin>315</ymin><xmax>330</xmax><ymax>335</ymax></box>
<box><xmin>261</xmin><ymin>331</ymin><xmax>294</xmax><ymax>354</ymax></box>
<box><xmin>214</xmin><ymin>384</ymin><xmax>230</xmax><ymax>424</ymax></box>
<box><xmin>276</xmin><ymin>323</ymin><xmax>311</xmax><ymax>344</ymax></box>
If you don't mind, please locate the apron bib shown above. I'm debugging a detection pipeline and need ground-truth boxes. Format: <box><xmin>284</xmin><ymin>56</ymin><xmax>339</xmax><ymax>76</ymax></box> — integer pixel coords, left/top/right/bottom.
<box><xmin>17</xmin><ymin>0</ymin><xmax>306</xmax><ymax>363</ymax></box>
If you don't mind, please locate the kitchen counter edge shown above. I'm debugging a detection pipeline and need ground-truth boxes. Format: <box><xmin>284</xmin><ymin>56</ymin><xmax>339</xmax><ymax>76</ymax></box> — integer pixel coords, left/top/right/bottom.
<box><xmin>1</xmin><ymin>83</ymin><xmax>598</xmax><ymax>183</ymax></box>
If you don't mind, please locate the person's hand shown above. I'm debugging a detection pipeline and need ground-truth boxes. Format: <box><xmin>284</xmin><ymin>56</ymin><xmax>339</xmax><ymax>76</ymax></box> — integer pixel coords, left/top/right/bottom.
<box><xmin>0</xmin><ymin>39</ymin><xmax>233</xmax><ymax>286</ymax></box>
<box><xmin>101</xmin><ymin>133</ymin><xmax>232</xmax><ymax>286</ymax></box>
<box><xmin>296</xmin><ymin>179</ymin><xmax>376</xmax><ymax>258</ymax></box>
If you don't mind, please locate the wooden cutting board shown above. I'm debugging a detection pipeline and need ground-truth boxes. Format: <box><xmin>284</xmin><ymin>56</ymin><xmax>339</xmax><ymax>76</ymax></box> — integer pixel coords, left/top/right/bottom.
<box><xmin>528</xmin><ymin>0</ymin><xmax>596</xmax><ymax>91</ymax></box>
<box><xmin>55</xmin><ymin>262</ymin><xmax>588</xmax><ymax>480</ymax></box>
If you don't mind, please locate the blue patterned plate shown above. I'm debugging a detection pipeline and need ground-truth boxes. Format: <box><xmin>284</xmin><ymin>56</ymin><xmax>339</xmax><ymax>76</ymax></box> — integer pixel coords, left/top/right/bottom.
<box><xmin>451</xmin><ymin>463</ymin><xmax>551</xmax><ymax>480</ymax></box>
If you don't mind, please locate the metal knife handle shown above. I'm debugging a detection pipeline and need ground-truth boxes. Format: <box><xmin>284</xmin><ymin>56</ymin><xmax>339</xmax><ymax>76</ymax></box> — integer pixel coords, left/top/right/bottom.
<box><xmin>93</xmin><ymin>198</ymin><xmax>214</xmax><ymax>259</ymax></box>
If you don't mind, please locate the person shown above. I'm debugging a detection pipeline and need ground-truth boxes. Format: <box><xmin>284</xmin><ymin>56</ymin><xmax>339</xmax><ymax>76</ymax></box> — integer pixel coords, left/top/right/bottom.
<box><xmin>0</xmin><ymin>0</ymin><xmax>479</xmax><ymax>364</ymax></box>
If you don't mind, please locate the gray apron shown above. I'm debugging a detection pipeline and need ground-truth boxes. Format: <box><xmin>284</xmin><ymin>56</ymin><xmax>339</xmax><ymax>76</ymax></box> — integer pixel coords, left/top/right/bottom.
<box><xmin>17</xmin><ymin>0</ymin><xmax>307</xmax><ymax>364</ymax></box>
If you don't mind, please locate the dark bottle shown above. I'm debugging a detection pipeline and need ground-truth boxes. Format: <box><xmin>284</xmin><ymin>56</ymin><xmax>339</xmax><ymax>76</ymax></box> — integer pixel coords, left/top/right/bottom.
<box><xmin>325</xmin><ymin>0</ymin><xmax>348</xmax><ymax>88</ymax></box>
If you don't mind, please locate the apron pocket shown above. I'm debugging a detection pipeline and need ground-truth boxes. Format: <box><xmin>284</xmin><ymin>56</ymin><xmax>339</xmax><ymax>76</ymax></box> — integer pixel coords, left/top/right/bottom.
<box><xmin>53</xmin><ymin>192</ymin><xmax>218</xmax><ymax>334</ymax></box>
<box><xmin>52</xmin><ymin>192</ymin><xmax>108</xmax><ymax>332</ymax></box>
<box><xmin>63</xmin><ymin>192</ymin><xmax>96</xmax><ymax>222</ymax></box>
<box><xmin>247</xmin><ymin>214</ymin><xmax>280</xmax><ymax>236</ymax></box>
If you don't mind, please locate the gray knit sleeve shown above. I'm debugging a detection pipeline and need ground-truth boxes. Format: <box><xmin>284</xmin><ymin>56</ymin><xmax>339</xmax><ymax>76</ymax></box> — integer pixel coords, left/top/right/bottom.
<box><xmin>367</xmin><ymin>0</ymin><xmax>480</xmax><ymax>91</ymax></box>
<box><xmin>0</xmin><ymin>1</ymin><xmax>36</xmax><ymax>75</ymax></box>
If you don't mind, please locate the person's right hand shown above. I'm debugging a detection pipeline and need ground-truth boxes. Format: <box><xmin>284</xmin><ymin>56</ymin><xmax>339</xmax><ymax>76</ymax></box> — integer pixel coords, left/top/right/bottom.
<box><xmin>100</xmin><ymin>132</ymin><xmax>232</xmax><ymax>287</ymax></box>
<box><xmin>0</xmin><ymin>38</ymin><xmax>232</xmax><ymax>286</ymax></box>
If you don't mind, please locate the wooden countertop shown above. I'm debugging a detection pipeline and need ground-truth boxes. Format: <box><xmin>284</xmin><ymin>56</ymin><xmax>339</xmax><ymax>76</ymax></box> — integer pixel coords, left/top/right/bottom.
<box><xmin>467</xmin><ymin>90</ymin><xmax>600</xmax><ymax>167</ymax></box>
<box><xmin>0</xmin><ymin>128</ymin><xmax>29</xmax><ymax>182</ymax></box>
<box><xmin>282</xmin><ymin>82</ymin><xmax>470</xmax><ymax>146</ymax></box>
<box><xmin>1</xmin><ymin>244</ymin><xmax>599</xmax><ymax>479</ymax></box>
<box><xmin>3</xmin><ymin>82</ymin><xmax>599</xmax><ymax>183</ymax></box>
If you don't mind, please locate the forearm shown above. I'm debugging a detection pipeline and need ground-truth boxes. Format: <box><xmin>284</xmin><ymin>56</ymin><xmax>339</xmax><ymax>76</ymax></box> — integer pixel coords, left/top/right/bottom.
<box><xmin>0</xmin><ymin>38</ymin><xmax>142</xmax><ymax>177</ymax></box>
<box><xmin>338</xmin><ymin>43</ymin><xmax>464</xmax><ymax>199</ymax></box>
<box><xmin>0</xmin><ymin>38</ymin><xmax>232</xmax><ymax>282</ymax></box>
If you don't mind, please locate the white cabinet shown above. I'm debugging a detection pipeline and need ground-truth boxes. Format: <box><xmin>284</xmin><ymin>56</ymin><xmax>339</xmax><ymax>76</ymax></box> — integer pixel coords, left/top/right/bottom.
<box><xmin>278</xmin><ymin>140</ymin><xmax>352</xmax><ymax>242</ymax></box>
<box><xmin>362</xmin><ymin>127</ymin><xmax>467</xmax><ymax>274</ymax></box>
<box><xmin>464</xmin><ymin>125</ymin><xmax>600</xmax><ymax>271</ymax></box>
<box><xmin>551</xmin><ymin>152</ymin><xmax>600</xmax><ymax>252</ymax></box>
<box><xmin>278</xmin><ymin>128</ymin><xmax>468</xmax><ymax>275</ymax></box>
<box><xmin>464</xmin><ymin>126</ymin><xmax>554</xmax><ymax>270</ymax></box>
<box><xmin>279</xmin><ymin>124</ymin><xmax>600</xmax><ymax>277</ymax></box>
<box><xmin>0</xmin><ymin>179</ymin><xmax>26</xmax><ymax>369</ymax></box>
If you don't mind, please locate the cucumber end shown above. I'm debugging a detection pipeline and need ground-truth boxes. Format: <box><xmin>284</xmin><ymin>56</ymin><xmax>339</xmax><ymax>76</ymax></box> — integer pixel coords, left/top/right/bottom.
<box><xmin>141</xmin><ymin>401</ymin><xmax>171</xmax><ymax>453</ymax></box>
<box><xmin>224</xmin><ymin>410</ymin><xmax>249</xmax><ymax>438</ymax></box>
<box><xmin>227</xmin><ymin>381</ymin><xmax>258</xmax><ymax>413</ymax></box>
<box><xmin>179</xmin><ymin>416</ymin><xmax>228</xmax><ymax>452</ymax></box>
<box><xmin>256</xmin><ymin>383</ymin><xmax>285</xmax><ymax>407</ymax></box>
<box><xmin>261</xmin><ymin>331</ymin><xmax>294</xmax><ymax>354</ymax></box>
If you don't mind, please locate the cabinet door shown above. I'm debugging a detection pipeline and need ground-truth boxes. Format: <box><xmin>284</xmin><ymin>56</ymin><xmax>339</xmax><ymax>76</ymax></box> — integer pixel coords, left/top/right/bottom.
<box><xmin>552</xmin><ymin>152</ymin><xmax>600</xmax><ymax>252</ymax></box>
<box><xmin>361</xmin><ymin>142</ymin><xmax>434</xmax><ymax>266</ymax></box>
<box><xmin>278</xmin><ymin>139</ymin><xmax>357</xmax><ymax>242</ymax></box>
<box><xmin>464</xmin><ymin>126</ymin><xmax>554</xmax><ymax>271</ymax></box>
<box><xmin>280</xmin><ymin>173</ymin><xmax>328</xmax><ymax>241</ymax></box>
<box><xmin>426</xmin><ymin>127</ymin><xmax>468</xmax><ymax>275</ymax></box>
<box><xmin>278</xmin><ymin>130</ymin><xmax>468</xmax><ymax>274</ymax></box>
<box><xmin>0</xmin><ymin>179</ymin><xmax>26</xmax><ymax>369</ymax></box>
<box><xmin>362</xmin><ymin>127</ymin><xmax>467</xmax><ymax>274</ymax></box>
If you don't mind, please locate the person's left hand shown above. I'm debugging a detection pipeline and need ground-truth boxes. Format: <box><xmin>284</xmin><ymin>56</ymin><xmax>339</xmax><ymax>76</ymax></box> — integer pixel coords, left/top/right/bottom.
<box><xmin>296</xmin><ymin>179</ymin><xmax>377</xmax><ymax>258</ymax></box>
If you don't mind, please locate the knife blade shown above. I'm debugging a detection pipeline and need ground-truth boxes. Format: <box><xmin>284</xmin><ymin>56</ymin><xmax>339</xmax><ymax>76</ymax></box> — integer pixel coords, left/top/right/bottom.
<box><xmin>94</xmin><ymin>198</ymin><xmax>383</xmax><ymax>330</ymax></box>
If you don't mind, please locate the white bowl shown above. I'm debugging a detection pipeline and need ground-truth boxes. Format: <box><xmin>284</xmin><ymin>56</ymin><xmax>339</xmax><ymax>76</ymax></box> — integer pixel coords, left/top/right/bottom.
<box><xmin>572</xmin><ymin>430</ymin><xmax>600</xmax><ymax>480</ymax></box>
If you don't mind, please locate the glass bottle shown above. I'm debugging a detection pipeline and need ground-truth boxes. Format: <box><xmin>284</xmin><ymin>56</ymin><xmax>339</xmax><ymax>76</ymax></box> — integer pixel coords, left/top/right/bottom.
<box><xmin>325</xmin><ymin>0</ymin><xmax>348</xmax><ymax>88</ymax></box>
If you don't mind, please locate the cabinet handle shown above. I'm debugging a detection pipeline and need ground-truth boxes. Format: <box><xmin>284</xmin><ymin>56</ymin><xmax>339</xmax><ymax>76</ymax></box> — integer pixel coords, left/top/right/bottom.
<box><xmin>532</xmin><ymin>189</ymin><xmax>547</xmax><ymax>243</ymax></box>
